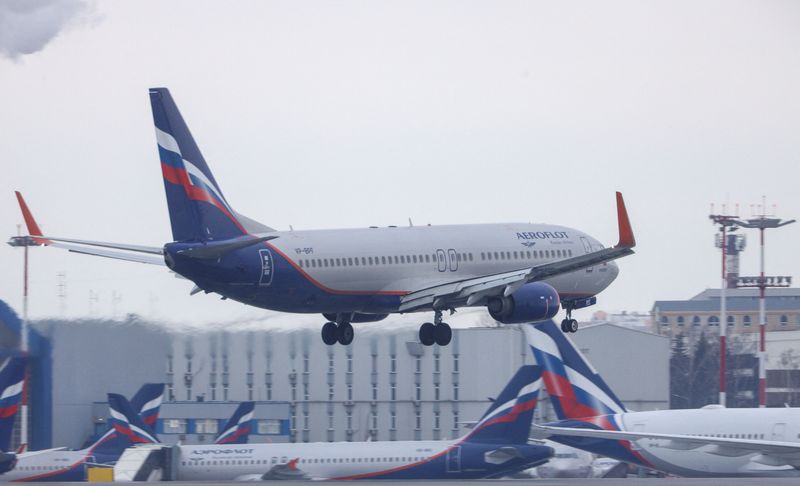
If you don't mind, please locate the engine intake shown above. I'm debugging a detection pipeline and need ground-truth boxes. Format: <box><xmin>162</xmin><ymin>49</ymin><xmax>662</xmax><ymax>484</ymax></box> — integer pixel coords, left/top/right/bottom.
<box><xmin>487</xmin><ymin>282</ymin><xmax>560</xmax><ymax>324</ymax></box>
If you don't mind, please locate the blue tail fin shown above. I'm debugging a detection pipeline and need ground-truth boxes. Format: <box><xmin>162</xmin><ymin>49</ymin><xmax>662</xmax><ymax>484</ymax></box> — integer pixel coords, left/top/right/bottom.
<box><xmin>215</xmin><ymin>401</ymin><xmax>255</xmax><ymax>444</ymax></box>
<box><xmin>463</xmin><ymin>365</ymin><xmax>542</xmax><ymax>445</ymax></box>
<box><xmin>149</xmin><ymin>87</ymin><xmax>248</xmax><ymax>242</ymax></box>
<box><xmin>0</xmin><ymin>357</ymin><xmax>26</xmax><ymax>452</ymax></box>
<box><xmin>129</xmin><ymin>383</ymin><xmax>165</xmax><ymax>433</ymax></box>
<box><xmin>90</xmin><ymin>394</ymin><xmax>158</xmax><ymax>457</ymax></box>
<box><xmin>523</xmin><ymin>321</ymin><xmax>627</xmax><ymax>420</ymax></box>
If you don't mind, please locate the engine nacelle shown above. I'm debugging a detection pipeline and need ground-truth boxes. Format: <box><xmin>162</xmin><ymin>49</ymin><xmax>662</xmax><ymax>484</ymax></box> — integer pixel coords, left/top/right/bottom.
<box><xmin>322</xmin><ymin>313</ymin><xmax>389</xmax><ymax>323</ymax></box>
<box><xmin>487</xmin><ymin>282</ymin><xmax>560</xmax><ymax>324</ymax></box>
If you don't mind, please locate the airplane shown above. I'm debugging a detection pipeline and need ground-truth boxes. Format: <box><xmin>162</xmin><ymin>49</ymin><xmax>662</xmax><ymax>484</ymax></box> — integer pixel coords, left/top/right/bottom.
<box><xmin>525</xmin><ymin>320</ymin><xmax>800</xmax><ymax>477</ymax></box>
<box><xmin>2</xmin><ymin>393</ymin><xmax>158</xmax><ymax>482</ymax></box>
<box><xmin>214</xmin><ymin>401</ymin><xmax>255</xmax><ymax>445</ymax></box>
<box><xmin>137</xmin><ymin>365</ymin><xmax>553</xmax><ymax>480</ymax></box>
<box><xmin>129</xmin><ymin>383</ymin><xmax>165</xmax><ymax>433</ymax></box>
<box><xmin>13</xmin><ymin>87</ymin><xmax>636</xmax><ymax>347</ymax></box>
<box><xmin>0</xmin><ymin>357</ymin><xmax>27</xmax><ymax>474</ymax></box>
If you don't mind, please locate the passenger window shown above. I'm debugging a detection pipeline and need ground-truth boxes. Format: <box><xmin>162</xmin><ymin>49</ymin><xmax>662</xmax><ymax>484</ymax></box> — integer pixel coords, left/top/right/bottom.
<box><xmin>368</xmin><ymin>257</ymin><xmax>373</xmax><ymax>265</ymax></box>
<box><xmin>361</xmin><ymin>257</ymin><xmax>366</xmax><ymax>265</ymax></box>
<box><xmin>506</xmin><ymin>251</ymin><xmax>511</xmax><ymax>259</ymax></box>
<box><xmin>425</xmin><ymin>255</ymin><xmax>430</xmax><ymax>263</ymax></box>
<box><xmin>324</xmin><ymin>259</ymin><xmax>329</xmax><ymax>267</ymax></box>
<box><xmin>381</xmin><ymin>256</ymin><xmax>386</xmax><ymax>264</ymax></box>
<box><xmin>513</xmin><ymin>251</ymin><xmax>518</xmax><ymax>259</ymax></box>
<box><xmin>413</xmin><ymin>255</ymin><xmax>418</xmax><ymax>263</ymax></box>
<box><xmin>348</xmin><ymin>257</ymin><xmax>353</xmax><ymax>266</ymax></box>
<box><xmin>493</xmin><ymin>252</ymin><xmax>499</xmax><ymax>260</ymax></box>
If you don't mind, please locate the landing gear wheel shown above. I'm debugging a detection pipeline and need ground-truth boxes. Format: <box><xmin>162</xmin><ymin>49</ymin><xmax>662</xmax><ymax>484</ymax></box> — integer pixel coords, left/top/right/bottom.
<box><xmin>419</xmin><ymin>322</ymin><xmax>436</xmax><ymax>346</ymax></box>
<box><xmin>568</xmin><ymin>319</ymin><xmax>579</xmax><ymax>333</ymax></box>
<box><xmin>434</xmin><ymin>323</ymin><xmax>452</xmax><ymax>346</ymax></box>
<box><xmin>560</xmin><ymin>319</ymin><xmax>569</xmax><ymax>333</ymax></box>
<box><xmin>321</xmin><ymin>321</ymin><xmax>338</xmax><ymax>345</ymax></box>
<box><xmin>337</xmin><ymin>322</ymin><xmax>354</xmax><ymax>345</ymax></box>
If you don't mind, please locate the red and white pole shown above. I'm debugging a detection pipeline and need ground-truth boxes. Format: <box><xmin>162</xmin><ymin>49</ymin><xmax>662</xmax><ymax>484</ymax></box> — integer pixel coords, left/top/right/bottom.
<box><xmin>21</xmin><ymin>243</ymin><xmax>29</xmax><ymax>447</ymax></box>
<box><xmin>719</xmin><ymin>225</ymin><xmax>727</xmax><ymax>407</ymax></box>
<box><xmin>758</xmin><ymin>227</ymin><xmax>767</xmax><ymax>408</ymax></box>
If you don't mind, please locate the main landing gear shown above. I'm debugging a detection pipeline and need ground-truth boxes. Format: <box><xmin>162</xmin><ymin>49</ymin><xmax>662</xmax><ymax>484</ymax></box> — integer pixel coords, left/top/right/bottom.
<box><xmin>321</xmin><ymin>319</ymin><xmax>354</xmax><ymax>346</ymax></box>
<box><xmin>418</xmin><ymin>310</ymin><xmax>452</xmax><ymax>346</ymax></box>
<box><xmin>561</xmin><ymin>307</ymin><xmax>579</xmax><ymax>333</ymax></box>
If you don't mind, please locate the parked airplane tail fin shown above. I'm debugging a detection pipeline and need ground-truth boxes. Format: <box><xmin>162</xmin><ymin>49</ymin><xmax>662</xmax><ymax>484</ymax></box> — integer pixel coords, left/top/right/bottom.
<box><xmin>524</xmin><ymin>321</ymin><xmax>627</xmax><ymax>420</ymax></box>
<box><xmin>0</xmin><ymin>357</ymin><xmax>26</xmax><ymax>452</ymax></box>
<box><xmin>149</xmin><ymin>88</ymin><xmax>273</xmax><ymax>242</ymax></box>
<box><xmin>129</xmin><ymin>383</ymin><xmax>165</xmax><ymax>432</ymax></box>
<box><xmin>215</xmin><ymin>401</ymin><xmax>255</xmax><ymax>444</ymax></box>
<box><xmin>463</xmin><ymin>365</ymin><xmax>542</xmax><ymax>445</ymax></box>
<box><xmin>90</xmin><ymin>394</ymin><xmax>159</xmax><ymax>457</ymax></box>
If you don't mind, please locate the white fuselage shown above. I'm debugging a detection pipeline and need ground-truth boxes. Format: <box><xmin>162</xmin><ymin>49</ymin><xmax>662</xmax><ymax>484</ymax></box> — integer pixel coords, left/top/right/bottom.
<box><xmin>178</xmin><ymin>439</ymin><xmax>453</xmax><ymax>480</ymax></box>
<box><xmin>612</xmin><ymin>407</ymin><xmax>800</xmax><ymax>477</ymax></box>
<box><xmin>263</xmin><ymin>223</ymin><xmax>618</xmax><ymax>309</ymax></box>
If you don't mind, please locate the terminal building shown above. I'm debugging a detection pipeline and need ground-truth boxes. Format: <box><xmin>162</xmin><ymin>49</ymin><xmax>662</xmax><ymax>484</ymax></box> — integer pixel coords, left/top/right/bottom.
<box><xmin>0</xmin><ymin>300</ymin><xmax>669</xmax><ymax>451</ymax></box>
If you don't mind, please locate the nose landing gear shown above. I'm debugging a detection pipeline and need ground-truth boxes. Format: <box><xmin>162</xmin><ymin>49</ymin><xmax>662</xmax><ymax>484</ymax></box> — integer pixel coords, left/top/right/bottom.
<box><xmin>560</xmin><ymin>305</ymin><xmax>579</xmax><ymax>333</ymax></box>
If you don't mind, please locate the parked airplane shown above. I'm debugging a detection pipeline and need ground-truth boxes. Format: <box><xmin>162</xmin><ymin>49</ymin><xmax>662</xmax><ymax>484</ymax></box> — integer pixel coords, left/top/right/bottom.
<box><xmin>525</xmin><ymin>321</ymin><xmax>800</xmax><ymax>477</ymax></box>
<box><xmin>129</xmin><ymin>383</ymin><xmax>165</xmax><ymax>433</ymax></box>
<box><xmin>214</xmin><ymin>401</ymin><xmax>255</xmax><ymax>445</ymax></box>
<box><xmin>124</xmin><ymin>365</ymin><xmax>552</xmax><ymax>480</ymax></box>
<box><xmin>14</xmin><ymin>88</ymin><xmax>636</xmax><ymax>346</ymax></box>
<box><xmin>2</xmin><ymin>394</ymin><xmax>158</xmax><ymax>482</ymax></box>
<box><xmin>0</xmin><ymin>357</ymin><xmax>26</xmax><ymax>474</ymax></box>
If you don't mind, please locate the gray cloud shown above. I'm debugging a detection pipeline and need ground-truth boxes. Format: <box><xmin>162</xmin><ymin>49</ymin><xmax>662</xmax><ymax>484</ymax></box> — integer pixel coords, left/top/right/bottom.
<box><xmin>0</xmin><ymin>0</ymin><xmax>92</xmax><ymax>60</ymax></box>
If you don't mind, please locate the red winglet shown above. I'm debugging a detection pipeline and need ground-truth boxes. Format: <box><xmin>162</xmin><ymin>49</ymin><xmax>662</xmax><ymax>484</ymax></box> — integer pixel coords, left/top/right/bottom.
<box><xmin>287</xmin><ymin>458</ymin><xmax>299</xmax><ymax>470</ymax></box>
<box><xmin>14</xmin><ymin>191</ymin><xmax>49</xmax><ymax>245</ymax></box>
<box><xmin>615</xmin><ymin>191</ymin><xmax>635</xmax><ymax>248</ymax></box>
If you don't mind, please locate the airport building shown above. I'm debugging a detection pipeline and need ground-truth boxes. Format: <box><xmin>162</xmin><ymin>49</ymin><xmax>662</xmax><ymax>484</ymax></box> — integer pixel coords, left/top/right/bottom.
<box><xmin>0</xmin><ymin>300</ymin><xmax>670</xmax><ymax>450</ymax></box>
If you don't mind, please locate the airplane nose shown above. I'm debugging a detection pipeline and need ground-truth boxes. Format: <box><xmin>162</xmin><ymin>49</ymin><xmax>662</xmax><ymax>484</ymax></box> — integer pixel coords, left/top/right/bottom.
<box><xmin>607</xmin><ymin>260</ymin><xmax>619</xmax><ymax>281</ymax></box>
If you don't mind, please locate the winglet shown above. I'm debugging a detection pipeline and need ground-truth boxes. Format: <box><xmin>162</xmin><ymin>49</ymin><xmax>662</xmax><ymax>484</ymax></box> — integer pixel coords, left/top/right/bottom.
<box><xmin>14</xmin><ymin>191</ymin><xmax>49</xmax><ymax>245</ymax></box>
<box><xmin>615</xmin><ymin>192</ymin><xmax>635</xmax><ymax>248</ymax></box>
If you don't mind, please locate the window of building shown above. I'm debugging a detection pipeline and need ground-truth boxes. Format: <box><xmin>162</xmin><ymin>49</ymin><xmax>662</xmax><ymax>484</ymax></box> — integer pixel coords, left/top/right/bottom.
<box><xmin>163</xmin><ymin>419</ymin><xmax>187</xmax><ymax>434</ymax></box>
<box><xmin>677</xmin><ymin>316</ymin><xmax>685</xmax><ymax>327</ymax></box>
<box><xmin>692</xmin><ymin>316</ymin><xmax>701</xmax><ymax>326</ymax></box>
<box><xmin>743</xmin><ymin>315</ymin><xmax>752</xmax><ymax>327</ymax></box>
<box><xmin>781</xmin><ymin>315</ymin><xmax>789</xmax><ymax>326</ymax></box>
<box><xmin>728</xmin><ymin>315</ymin><xmax>735</xmax><ymax>327</ymax></box>
<box><xmin>256</xmin><ymin>419</ymin><xmax>282</xmax><ymax>435</ymax></box>
<box><xmin>660</xmin><ymin>316</ymin><xmax>669</xmax><ymax>325</ymax></box>
<box><xmin>708</xmin><ymin>316</ymin><xmax>719</xmax><ymax>326</ymax></box>
<box><xmin>195</xmin><ymin>419</ymin><xmax>218</xmax><ymax>434</ymax></box>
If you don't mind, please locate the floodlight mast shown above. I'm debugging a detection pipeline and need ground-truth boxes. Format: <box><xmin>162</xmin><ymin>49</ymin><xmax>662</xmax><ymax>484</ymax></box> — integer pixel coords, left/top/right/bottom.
<box><xmin>734</xmin><ymin>205</ymin><xmax>795</xmax><ymax>408</ymax></box>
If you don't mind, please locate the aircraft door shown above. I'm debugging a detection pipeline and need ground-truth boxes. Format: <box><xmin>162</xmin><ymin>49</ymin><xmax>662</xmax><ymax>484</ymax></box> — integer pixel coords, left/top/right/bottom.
<box><xmin>437</xmin><ymin>249</ymin><xmax>447</xmax><ymax>272</ymax></box>
<box><xmin>446</xmin><ymin>446</ymin><xmax>461</xmax><ymax>473</ymax></box>
<box><xmin>447</xmin><ymin>249</ymin><xmax>458</xmax><ymax>272</ymax></box>
<box><xmin>771</xmin><ymin>423</ymin><xmax>787</xmax><ymax>441</ymax></box>
<box><xmin>580</xmin><ymin>237</ymin><xmax>594</xmax><ymax>273</ymax></box>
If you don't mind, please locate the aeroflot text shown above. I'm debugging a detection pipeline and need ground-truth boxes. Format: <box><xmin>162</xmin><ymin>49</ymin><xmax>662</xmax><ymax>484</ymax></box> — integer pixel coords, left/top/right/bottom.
<box><xmin>515</xmin><ymin>231</ymin><xmax>569</xmax><ymax>240</ymax></box>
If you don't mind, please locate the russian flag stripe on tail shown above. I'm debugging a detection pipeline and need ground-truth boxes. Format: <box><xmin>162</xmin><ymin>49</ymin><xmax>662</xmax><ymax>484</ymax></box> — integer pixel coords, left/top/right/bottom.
<box><xmin>149</xmin><ymin>87</ymin><xmax>247</xmax><ymax>242</ymax></box>
<box><xmin>0</xmin><ymin>357</ymin><xmax>26</xmax><ymax>452</ymax></box>
<box><xmin>215</xmin><ymin>401</ymin><xmax>255</xmax><ymax>444</ymax></box>
<box><xmin>129</xmin><ymin>383</ymin><xmax>165</xmax><ymax>430</ymax></box>
<box><xmin>524</xmin><ymin>321</ymin><xmax>627</xmax><ymax>421</ymax></box>
<box><xmin>107</xmin><ymin>394</ymin><xmax>159</xmax><ymax>444</ymax></box>
<box><xmin>463</xmin><ymin>365</ymin><xmax>542</xmax><ymax>445</ymax></box>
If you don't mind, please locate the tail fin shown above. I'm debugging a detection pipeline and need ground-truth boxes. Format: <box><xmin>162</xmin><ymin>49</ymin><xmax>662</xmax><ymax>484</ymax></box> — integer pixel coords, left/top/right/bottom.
<box><xmin>523</xmin><ymin>321</ymin><xmax>627</xmax><ymax>420</ymax></box>
<box><xmin>463</xmin><ymin>365</ymin><xmax>542</xmax><ymax>445</ymax></box>
<box><xmin>149</xmin><ymin>88</ymin><xmax>250</xmax><ymax>242</ymax></box>
<box><xmin>0</xmin><ymin>357</ymin><xmax>26</xmax><ymax>451</ymax></box>
<box><xmin>129</xmin><ymin>383</ymin><xmax>165</xmax><ymax>431</ymax></box>
<box><xmin>90</xmin><ymin>394</ymin><xmax>158</xmax><ymax>456</ymax></box>
<box><xmin>215</xmin><ymin>401</ymin><xmax>255</xmax><ymax>444</ymax></box>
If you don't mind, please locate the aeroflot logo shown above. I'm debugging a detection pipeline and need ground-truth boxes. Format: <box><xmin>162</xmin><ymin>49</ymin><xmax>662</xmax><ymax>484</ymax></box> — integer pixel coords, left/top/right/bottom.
<box><xmin>516</xmin><ymin>231</ymin><xmax>569</xmax><ymax>240</ymax></box>
<box><xmin>192</xmin><ymin>448</ymin><xmax>254</xmax><ymax>455</ymax></box>
<box><xmin>259</xmin><ymin>249</ymin><xmax>274</xmax><ymax>286</ymax></box>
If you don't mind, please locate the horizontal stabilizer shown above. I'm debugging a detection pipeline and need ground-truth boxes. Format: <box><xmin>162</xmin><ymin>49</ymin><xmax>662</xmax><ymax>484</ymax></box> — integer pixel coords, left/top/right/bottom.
<box><xmin>177</xmin><ymin>235</ymin><xmax>278</xmax><ymax>260</ymax></box>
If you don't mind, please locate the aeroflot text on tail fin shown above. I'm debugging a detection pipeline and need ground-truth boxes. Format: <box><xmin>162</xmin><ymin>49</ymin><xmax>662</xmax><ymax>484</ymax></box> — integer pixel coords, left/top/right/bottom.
<box><xmin>14</xmin><ymin>87</ymin><xmax>637</xmax><ymax>348</ymax></box>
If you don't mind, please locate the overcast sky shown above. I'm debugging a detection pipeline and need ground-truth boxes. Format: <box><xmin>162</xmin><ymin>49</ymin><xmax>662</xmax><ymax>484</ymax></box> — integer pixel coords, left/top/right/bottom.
<box><xmin>1</xmin><ymin>0</ymin><xmax>799</xmax><ymax>328</ymax></box>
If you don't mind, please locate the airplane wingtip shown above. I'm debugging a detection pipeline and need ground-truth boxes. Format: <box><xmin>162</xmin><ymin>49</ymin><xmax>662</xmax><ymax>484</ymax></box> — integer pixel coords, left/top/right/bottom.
<box><xmin>615</xmin><ymin>192</ymin><xmax>636</xmax><ymax>248</ymax></box>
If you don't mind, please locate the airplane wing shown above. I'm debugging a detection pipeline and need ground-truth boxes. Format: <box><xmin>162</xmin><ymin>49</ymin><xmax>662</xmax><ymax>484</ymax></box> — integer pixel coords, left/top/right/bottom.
<box><xmin>531</xmin><ymin>423</ymin><xmax>800</xmax><ymax>467</ymax></box>
<box><xmin>399</xmin><ymin>192</ymin><xmax>635</xmax><ymax>312</ymax></box>
<box><xmin>14</xmin><ymin>191</ymin><xmax>165</xmax><ymax>266</ymax></box>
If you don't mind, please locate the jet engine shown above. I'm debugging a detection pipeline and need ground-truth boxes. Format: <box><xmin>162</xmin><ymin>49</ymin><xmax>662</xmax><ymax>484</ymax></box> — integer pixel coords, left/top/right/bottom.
<box><xmin>487</xmin><ymin>282</ymin><xmax>560</xmax><ymax>324</ymax></box>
